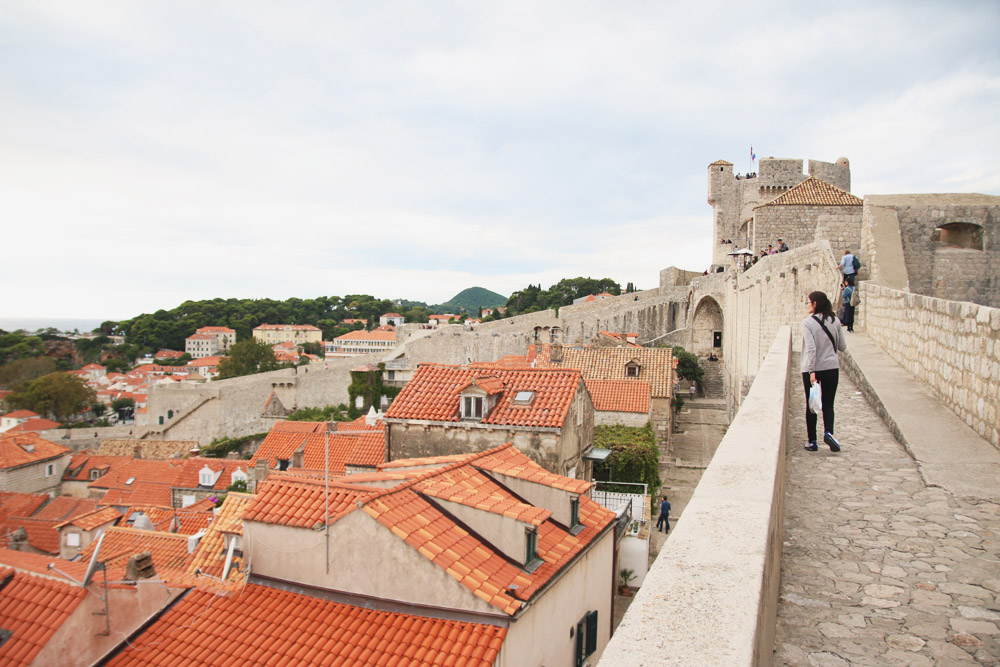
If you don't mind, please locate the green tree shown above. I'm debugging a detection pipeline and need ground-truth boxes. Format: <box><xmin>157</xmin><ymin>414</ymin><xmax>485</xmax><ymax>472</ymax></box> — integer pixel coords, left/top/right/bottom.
<box><xmin>217</xmin><ymin>339</ymin><xmax>282</xmax><ymax>379</ymax></box>
<box><xmin>91</xmin><ymin>403</ymin><xmax>107</xmax><ymax>418</ymax></box>
<box><xmin>672</xmin><ymin>346</ymin><xmax>704</xmax><ymax>384</ymax></box>
<box><xmin>593</xmin><ymin>423</ymin><xmax>660</xmax><ymax>497</ymax></box>
<box><xmin>286</xmin><ymin>404</ymin><xmax>350</xmax><ymax>422</ymax></box>
<box><xmin>7</xmin><ymin>372</ymin><xmax>95</xmax><ymax>422</ymax></box>
<box><xmin>103</xmin><ymin>358</ymin><xmax>131</xmax><ymax>374</ymax></box>
<box><xmin>0</xmin><ymin>357</ymin><xmax>57</xmax><ymax>389</ymax></box>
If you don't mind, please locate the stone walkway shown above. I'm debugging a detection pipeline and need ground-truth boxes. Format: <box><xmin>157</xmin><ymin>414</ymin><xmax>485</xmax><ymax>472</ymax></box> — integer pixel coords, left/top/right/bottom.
<box><xmin>776</xmin><ymin>362</ymin><xmax>1000</xmax><ymax>666</ymax></box>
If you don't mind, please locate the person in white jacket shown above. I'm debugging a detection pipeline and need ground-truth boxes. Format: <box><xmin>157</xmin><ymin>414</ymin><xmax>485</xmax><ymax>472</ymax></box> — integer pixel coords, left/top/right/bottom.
<box><xmin>801</xmin><ymin>291</ymin><xmax>847</xmax><ymax>452</ymax></box>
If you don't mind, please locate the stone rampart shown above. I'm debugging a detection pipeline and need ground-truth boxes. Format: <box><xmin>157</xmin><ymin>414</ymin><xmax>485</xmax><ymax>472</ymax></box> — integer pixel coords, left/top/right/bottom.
<box><xmin>752</xmin><ymin>205</ymin><xmax>862</xmax><ymax>259</ymax></box>
<box><xmin>559</xmin><ymin>289</ymin><xmax>683</xmax><ymax>346</ymax></box>
<box><xmin>857</xmin><ymin>282</ymin><xmax>1000</xmax><ymax>449</ymax></box>
<box><xmin>862</xmin><ymin>194</ymin><xmax>1000</xmax><ymax>308</ymax></box>
<box><xmin>599</xmin><ymin>327</ymin><xmax>792</xmax><ymax>667</ymax></box>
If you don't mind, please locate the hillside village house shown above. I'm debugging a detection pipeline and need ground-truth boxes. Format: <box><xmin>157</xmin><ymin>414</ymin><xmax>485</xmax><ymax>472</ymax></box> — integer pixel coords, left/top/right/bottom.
<box><xmin>325</xmin><ymin>327</ymin><xmax>397</xmax><ymax>357</ymax></box>
<box><xmin>0</xmin><ymin>433</ymin><xmax>72</xmax><ymax>494</ymax></box>
<box><xmin>379</xmin><ymin>312</ymin><xmax>405</xmax><ymax>327</ymax></box>
<box><xmin>243</xmin><ymin>444</ymin><xmax>616</xmax><ymax>667</ymax></box>
<box><xmin>384</xmin><ymin>364</ymin><xmax>596</xmax><ymax>479</ymax></box>
<box><xmin>194</xmin><ymin>325</ymin><xmax>236</xmax><ymax>351</ymax></box>
<box><xmin>184</xmin><ymin>332</ymin><xmax>219</xmax><ymax>358</ymax></box>
<box><xmin>252</xmin><ymin>323</ymin><xmax>322</xmax><ymax>345</ymax></box>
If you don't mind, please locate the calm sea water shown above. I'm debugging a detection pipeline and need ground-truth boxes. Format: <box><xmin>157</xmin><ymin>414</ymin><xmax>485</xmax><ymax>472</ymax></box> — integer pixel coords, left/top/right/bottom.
<box><xmin>0</xmin><ymin>317</ymin><xmax>107</xmax><ymax>333</ymax></box>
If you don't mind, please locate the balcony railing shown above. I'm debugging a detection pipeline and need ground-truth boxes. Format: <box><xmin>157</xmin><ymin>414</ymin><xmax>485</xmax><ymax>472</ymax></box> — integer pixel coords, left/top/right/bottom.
<box><xmin>592</xmin><ymin>481</ymin><xmax>648</xmax><ymax>542</ymax></box>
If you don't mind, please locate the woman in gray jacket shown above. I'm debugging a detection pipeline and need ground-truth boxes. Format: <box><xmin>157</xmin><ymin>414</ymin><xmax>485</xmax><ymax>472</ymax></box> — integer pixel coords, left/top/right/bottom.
<box><xmin>802</xmin><ymin>291</ymin><xmax>847</xmax><ymax>452</ymax></box>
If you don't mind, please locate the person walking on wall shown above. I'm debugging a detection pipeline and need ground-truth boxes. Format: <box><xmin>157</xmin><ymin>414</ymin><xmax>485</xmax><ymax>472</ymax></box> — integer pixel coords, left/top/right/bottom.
<box><xmin>802</xmin><ymin>291</ymin><xmax>847</xmax><ymax>452</ymax></box>
<box><xmin>689</xmin><ymin>383</ymin><xmax>697</xmax><ymax>400</ymax></box>
<box><xmin>656</xmin><ymin>497</ymin><xmax>671</xmax><ymax>533</ymax></box>
<box><xmin>840</xmin><ymin>282</ymin><xmax>856</xmax><ymax>332</ymax></box>
<box><xmin>840</xmin><ymin>249</ymin><xmax>858</xmax><ymax>285</ymax></box>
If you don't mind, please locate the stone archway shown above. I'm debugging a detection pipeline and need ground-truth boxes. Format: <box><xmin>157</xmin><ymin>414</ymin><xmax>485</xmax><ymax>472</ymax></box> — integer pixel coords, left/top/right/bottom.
<box><xmin>691</xmin><ymin>296</ymin><xmax>724</xmax><ymax>357</ymax></box>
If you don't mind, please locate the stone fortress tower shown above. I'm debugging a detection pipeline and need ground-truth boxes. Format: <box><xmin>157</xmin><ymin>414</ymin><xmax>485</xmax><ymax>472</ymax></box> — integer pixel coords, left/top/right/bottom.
<box><xmin>708</xmin><ymin>157</ymin><xmax>851</xmax><ymax>266</ymax></box>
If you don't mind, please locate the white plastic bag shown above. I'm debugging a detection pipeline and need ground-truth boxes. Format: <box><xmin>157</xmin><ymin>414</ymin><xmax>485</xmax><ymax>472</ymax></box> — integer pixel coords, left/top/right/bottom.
<box><xmin>808</xmin><ymin>382</ymin><xmax>822</xmax><ymax>414</ymax></box>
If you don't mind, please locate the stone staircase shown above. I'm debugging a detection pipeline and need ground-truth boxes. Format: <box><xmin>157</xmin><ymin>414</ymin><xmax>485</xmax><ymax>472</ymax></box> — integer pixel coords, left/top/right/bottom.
<box><xmin>698</xmin><ymin>359</ymin><xmax>725</xmax><ymax>400</ymax></box>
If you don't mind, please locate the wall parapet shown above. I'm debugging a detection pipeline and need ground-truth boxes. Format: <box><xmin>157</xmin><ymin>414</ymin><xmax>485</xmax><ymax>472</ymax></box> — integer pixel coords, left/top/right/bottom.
<box><xmin>600</xmin><ymin>326</ymin><xmax>791</xmax><ymax>666</ymax></box>
<box><xmin>858</xmin><ymin>282</ymin><xmax>1000</xmax><ymax>448</ymax></box>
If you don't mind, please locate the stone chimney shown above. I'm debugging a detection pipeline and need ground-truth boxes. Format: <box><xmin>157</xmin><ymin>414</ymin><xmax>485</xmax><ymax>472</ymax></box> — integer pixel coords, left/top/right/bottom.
<box><xmin>125</xmin><ymin>552</ymin><xmax>156</xmax><ymax>580</ymax></box>
<box><xmin>133</xmin><ymin>445</ymin><xmax>143</xmax><ymax>460</ymax></box>
<box><xmin>550</xmin><ymin>343</ymin><xmax>564</xmax><ymax>363</ymax></box>
<box><xmin>252</xmin><ymin>458</ymin><xmax>268</xmax><ymax>492</ymax></box>
<box><xmin>291</xmin><ymin>447</ymin><xmax>304</xmax><ymax>469</ymax></box>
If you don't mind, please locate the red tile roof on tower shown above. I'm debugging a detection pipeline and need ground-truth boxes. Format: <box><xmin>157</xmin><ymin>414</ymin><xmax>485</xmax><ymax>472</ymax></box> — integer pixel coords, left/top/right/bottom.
<box><xmin>385</xmin><ymin>365</ymin><xmax>583</xmax><ymax>429</ymax></box>
<box><xmin>0</xmin><ymin>432</ymin><xmax>70</xmax><ymax>468</ymax></box>
<box><xmin>585</xmin><ymin>379</ymin><xmax>651</xmax><ymax>413</ymax></box>
<box><xmin>106</xmin><ymin>583</ymin><xmax>507</xmax><ymax>667</ymax></box>
<box><xmin>757</xmin><ymin>176</ymin><xmax>863</xmax><ymax>207</ymax></box>
<box><xmin>0</xmin><ymin>567</ymin><xmax>87</xmax><ymax>665</ymax></box>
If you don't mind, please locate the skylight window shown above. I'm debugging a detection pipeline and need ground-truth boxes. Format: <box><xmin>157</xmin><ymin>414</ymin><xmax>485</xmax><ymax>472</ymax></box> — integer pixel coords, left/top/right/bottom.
<box><xmin>125</xmin><ymin>477</ymin><xmax>135</xmax><ymax>485</ymax></box>
<box><xmin>513</xmin><ymin>391</ymin><xmax>535</xmax><ymax>406</ymax></box>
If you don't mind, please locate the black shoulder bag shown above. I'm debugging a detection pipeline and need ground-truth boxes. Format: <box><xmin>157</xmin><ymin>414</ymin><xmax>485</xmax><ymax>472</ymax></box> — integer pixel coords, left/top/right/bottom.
<box><xmin>812</xmin><ymin>315</ymin><xmax>837</xmax><ymax>349</ymax></box>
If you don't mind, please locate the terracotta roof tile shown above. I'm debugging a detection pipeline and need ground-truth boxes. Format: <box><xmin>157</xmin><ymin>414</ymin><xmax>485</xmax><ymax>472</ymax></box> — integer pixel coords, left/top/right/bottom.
<box><xmin>758</xmin><ymin>176</ymin><xmax>862</xmax><ymax>207</ymax></box>
<box><xmin>250</xmin><ymin>421</ymin><xmax>385</xmax><ymax>476</ymax></box>
<box><xmin>535</xmin><ymin>345</ymin><xmax>674</xmax><ymax>398</ymax></box>
<box><xmin>120</xmin><ymin>507</ymin><xmax>209</xmax><ymax>535</ymax></box>
<box><xmin>0</xmin><ymin>491</ymin><xmax>50</xmax><ymax>526</ymax></box>
<box><xmin>31</xmin><ymin>496</ymin><xmax>100</xmax><ymax>522</ymax></box>
<box><xmin>186</xmin><ymin>493</ymin><xmax>254</xmax><ymax>588</ymax></box>
<box><xmin>709</xmin><ymin>159</ymin><xmax>733</xmax><ymax>166</ymax></box>
<box><xmin>0</xmin><ymin>569</ymin><xmax>87</xmax><ymax>665</ymax></box>
<box><xmin>243</xmin><ymin>478</ymin><xmax>376</xmax><ymax>528</ymax></box>
<box><xmin>62</xmin><ymin>454</ymin><xmax>133</xmax><ymax>482</ymax></box>
<box><xmin>584</xmin><ymin>379</ymin><xmax>651</xmax><ymax>413</ymax></box>
<box><xmin>385</xmin><ymin>365</ymin><xmax>582</xmax><ymax>429</ymax></box>
<box><xmin>78</xmin><ymin>527</ymin><xmax>191</xmax><ymax>578</ymax></box>
<box><xmin>108</xmin><ymin>583</ymin><xmax>506</xmax><ymax>666</ymax></box>
<box><xmin>4</xmin><ymin>418</ymin><xmax>62</xmax><ymax>432</ymax></box>
<box><xmin>56</xmin><ymin>506</ymin><xmax>123</xmax><ymax>531</ymax></box>
<box><xmin>0</xmin><ymin>410</ymin><xmax>38</xmax><ymax>420</ymax></box>
<box><xmin>0</xmin><ymin>432</ymin><xmax>70</xmax><ymax>468</ymax></box>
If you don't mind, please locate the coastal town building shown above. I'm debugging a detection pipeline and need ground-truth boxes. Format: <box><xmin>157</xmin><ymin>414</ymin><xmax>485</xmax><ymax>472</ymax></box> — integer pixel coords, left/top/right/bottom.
<box><xmin>379</xmin><ymin>312</ymin><xmax>405</xmax><ymax>327</ymax></box>
<box><xmin>184</xmin><ymin>332</ymin><xmax>219</xmax><ymax>358</ymax></box>
<box><xmin>0</xmin><ymin>432</ymin><xmax>72</xmax><ymax>494</ymax></box>
<box><xmin>252</xmin><ymin>323</ymin><xmax>322</xmax><ymax>345</ymax></box>
<box><xmin>194</xmin><ymin>325</ymin><xmax>237</xmax><ymax>351</ymax></box>
<box><xmin>243</xmin><ymin>444</ymin><xmax>616</xmax><ymax>667</ymax></box>
<box><xmin>384</xmin><ymin>364</ymin><xmax>596</xmax><ymax>478</ymax></box>
<box><xmin>325</xmin><ymin>327</ymin><xmax>397</xmax><ymax>357</ymax></box>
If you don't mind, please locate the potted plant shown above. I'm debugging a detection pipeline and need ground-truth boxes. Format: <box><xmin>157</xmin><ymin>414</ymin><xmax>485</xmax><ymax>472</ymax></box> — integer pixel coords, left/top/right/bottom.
<box><xmin>619</xmin><ymin>568</ymin><xmax>636</xmax><ymax>596</ymax></box>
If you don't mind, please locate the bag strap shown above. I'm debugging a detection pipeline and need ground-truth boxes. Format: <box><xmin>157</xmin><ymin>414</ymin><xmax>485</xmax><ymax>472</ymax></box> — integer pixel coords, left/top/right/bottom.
<box><xmin>812</xmin><ymin>315</ymin><xmax>837</xmax><ymax>349</ymax></box>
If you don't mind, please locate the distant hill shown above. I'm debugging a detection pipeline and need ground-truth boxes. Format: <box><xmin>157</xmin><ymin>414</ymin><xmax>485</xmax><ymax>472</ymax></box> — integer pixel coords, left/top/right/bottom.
<box><xmin>435</xmin><ymin>287</ymin><xmax>508</xmax><ymax>314</ymax></box>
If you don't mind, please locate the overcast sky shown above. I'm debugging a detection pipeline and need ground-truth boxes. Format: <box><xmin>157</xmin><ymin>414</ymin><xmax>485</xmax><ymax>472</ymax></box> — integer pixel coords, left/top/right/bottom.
<box><xmin>2</xmin><ymin>1</ymin><xmax>998</xmax><ymax>321</ymax></box>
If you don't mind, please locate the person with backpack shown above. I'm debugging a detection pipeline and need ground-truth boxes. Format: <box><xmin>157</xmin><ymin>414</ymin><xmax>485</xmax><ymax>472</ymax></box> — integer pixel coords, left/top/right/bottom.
<box><xmin>840</xmin><ymin>249</ymin><xmax>860</xmax><ymax>285</ymax></box>
<box><xmin>801</xmin><ymin>291</ymin><xmax>847</xmax><ymax>452</ymax></box>
<box><xmin>840</xmin><ymin>281</ymin><xmax>856</xmax><ymax>332</ymax></box>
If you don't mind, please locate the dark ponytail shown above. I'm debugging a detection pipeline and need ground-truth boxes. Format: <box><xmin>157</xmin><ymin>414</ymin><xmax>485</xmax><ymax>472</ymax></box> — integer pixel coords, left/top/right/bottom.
<box><xmin>808</xmin><ymin>291</ymin><xmax>836</xmax><ymax>322</ymax></box>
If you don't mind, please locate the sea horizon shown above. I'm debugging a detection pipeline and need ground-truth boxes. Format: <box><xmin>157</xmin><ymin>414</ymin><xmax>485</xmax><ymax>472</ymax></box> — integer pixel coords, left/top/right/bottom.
<box><xmin>0</xmin><ymin>317</ymin><xmax>107</xmax><ymax>333</ymax></box>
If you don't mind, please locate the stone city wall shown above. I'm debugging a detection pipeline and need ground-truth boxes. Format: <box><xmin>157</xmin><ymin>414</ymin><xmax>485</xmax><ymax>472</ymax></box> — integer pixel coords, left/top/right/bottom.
<box><xmin>719</xmin><ymin>241</ymin><xmax>842</xmax><ymax>414</ymax></box>
<box><xmin>864</xmin><ymin>194</ymin><xmax>1000</xmax><ymax>308</ymax></box>
<box><xmin>601</xmin><ymin>327</ymin><xmax>792</xmax><ymax>667</ymax></box>
<box><xmin>857</xmin><ymin>283</ymin><xmax>1000</xmax><ymax>449</ymax></box>
<box><xmin>559</xmin><ymin>288</ymin><xmax>684</xmax><ymax>347</ymax></box>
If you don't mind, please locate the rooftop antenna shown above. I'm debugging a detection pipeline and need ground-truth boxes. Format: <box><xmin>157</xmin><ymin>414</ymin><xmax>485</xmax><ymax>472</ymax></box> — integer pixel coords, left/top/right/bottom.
<box><xmin>83</xmin><ymin>532</ymin><xmax>105</xmax><ymax>587</ymax></box>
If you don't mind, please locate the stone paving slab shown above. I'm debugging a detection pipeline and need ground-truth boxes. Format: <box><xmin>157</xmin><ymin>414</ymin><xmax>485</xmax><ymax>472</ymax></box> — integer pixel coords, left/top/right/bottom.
<box><xmin>841</xmin><ymin>332</ymin><xmax>1000</xmax><ymax>502</ymax></box>
<box><xmin>776</xmin><ymin>361</ymin><xmax>1000</xmax><ymax>666</ymax></box>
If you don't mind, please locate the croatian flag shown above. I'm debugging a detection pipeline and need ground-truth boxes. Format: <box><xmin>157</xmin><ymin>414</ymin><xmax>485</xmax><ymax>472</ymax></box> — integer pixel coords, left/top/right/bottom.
<box><xmin>750</xmin><ymin>146</ymin><xmax>756</xmax><ymax>163</ymax></box>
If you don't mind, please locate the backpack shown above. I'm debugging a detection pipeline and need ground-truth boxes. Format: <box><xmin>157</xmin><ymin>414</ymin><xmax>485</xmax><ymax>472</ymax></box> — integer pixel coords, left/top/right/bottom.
<box><xmin>850</xmin><ymin>288</ymin><xmax>860</xmax><ymax>307</ymax></box>
<box><xmin>852</xmin><ymin>255</ymin><xmax>861</xmax><ymax>271</ymax></box>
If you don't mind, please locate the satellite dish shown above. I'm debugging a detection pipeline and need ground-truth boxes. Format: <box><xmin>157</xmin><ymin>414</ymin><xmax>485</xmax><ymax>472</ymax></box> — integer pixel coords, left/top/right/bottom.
<box><xmin>82</xmin><ymin>532</ymin><xmax>105</xmax><ymax>587</ymax></box>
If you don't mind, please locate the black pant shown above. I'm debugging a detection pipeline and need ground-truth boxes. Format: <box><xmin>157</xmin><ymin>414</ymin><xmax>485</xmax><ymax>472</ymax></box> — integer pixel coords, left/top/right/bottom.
<box><xmin>802</xmin><ymin>369</ymin><xmax>838</xmax><ymax>444</ymax></box>
<box><xmin>842</xmin><ymin>304</ymin><xmax>855</xmax><ymax>331</ymax></box>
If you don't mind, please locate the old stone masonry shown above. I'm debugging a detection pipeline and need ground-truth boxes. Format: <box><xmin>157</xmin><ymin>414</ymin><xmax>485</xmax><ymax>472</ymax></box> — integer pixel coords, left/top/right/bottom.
<box><xmin>776</xmin><ymin>362</ymin><xmax>1000</xmax><ymax>666</ymax></box>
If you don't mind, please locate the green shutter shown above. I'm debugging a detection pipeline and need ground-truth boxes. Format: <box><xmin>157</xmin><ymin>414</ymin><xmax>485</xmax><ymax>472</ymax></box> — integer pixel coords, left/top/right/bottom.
<box><xmin>586</xmin><ymin>610</ymin><xmax>598</xmax><ymax>655</ymax></box>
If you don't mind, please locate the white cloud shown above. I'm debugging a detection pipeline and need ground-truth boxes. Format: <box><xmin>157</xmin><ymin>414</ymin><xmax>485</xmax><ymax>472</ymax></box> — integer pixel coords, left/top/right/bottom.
<box><xmin>0</xmin><ymin>1</ymin><xmax>997</xmax><ymax>321</ymax></box>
